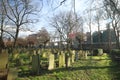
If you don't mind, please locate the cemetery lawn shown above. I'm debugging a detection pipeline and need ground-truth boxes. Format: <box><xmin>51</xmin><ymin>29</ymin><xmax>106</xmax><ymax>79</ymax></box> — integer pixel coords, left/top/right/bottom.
<box><xmin>16</xmin><ymin>54</ymin><xmax>120</xmax><ymax>80</ymax></box>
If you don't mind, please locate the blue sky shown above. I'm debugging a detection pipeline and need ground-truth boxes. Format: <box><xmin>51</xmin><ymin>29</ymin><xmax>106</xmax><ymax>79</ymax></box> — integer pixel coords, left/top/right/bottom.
<box><xmin>31</xmin><ymin>0</ymin><xmax>89</xmax><ymax>31</ymax></box>
<box><xmin>20</xmin><ymin>0</ymin><xmax>90</xmax><ymax>37</ymax></box>
<box><xmin>19</xmin><ymin>0</ymin><xmax>110</xmax><ymax>37</ymax></box>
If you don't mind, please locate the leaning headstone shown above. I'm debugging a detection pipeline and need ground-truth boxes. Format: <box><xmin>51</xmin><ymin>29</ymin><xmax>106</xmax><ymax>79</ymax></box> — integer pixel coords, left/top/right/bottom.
<box><xmin>32</xmin><ymin>52</ymin><xmax>40</xmax><ymax>75</ymax></box>
<box><xmin>48</xmin><ymin>53</ymin><xmax>55</xmax><ymax>70</ymax></box>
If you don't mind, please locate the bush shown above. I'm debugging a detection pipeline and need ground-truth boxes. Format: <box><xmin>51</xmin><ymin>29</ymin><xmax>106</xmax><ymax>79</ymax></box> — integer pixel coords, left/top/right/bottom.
<box><xmin>111</xmin><ymin>49</ymin><xmax>120</xmax><ymax>57</ymax></box>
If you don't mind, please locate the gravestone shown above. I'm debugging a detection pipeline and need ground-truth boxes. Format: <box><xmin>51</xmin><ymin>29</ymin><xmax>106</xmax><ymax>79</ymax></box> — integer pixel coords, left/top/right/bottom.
<box><xmin>65</xmin><ymin>52</ymin><xmax>71</xmax><ymax>68</ymax></box>
<box><xmin>42</xmin><ymin>52</ymin><xmax>48</xmax><ymax>58</ymax></box>
<box><xmin>85</xmin><ymin>51</ymin><xmax>88</xmax><ymax>59</ymax></box>
<box><xmin>82</xmin><ymin>51</ymin><xmax>86</xmax><ymax>59</ymax></box>
<box><xmin>0</xmin><ymin>50</ymin><xmax>8</xmax><ymax>80</ymax></box>
<box><xmin>67</xmin><ymin>56</ymin><xmax>71</xmax><ymax>67</ymax></box>
<box><xmin>59</xmin><ymin>51</ymin><xmax>65</xmax><ymax>67</ymax></box>
<box><xmin>32</xmin><ymin>52</ymin><xmax>40</xmax><ymax>75</ymax></box>
<box><xmin>71</xmin><ymin>50</ymin><xmax>75</xmax><ymax>63</ymax></box>
<box><xmin>75</xmin><ymin>50</ymin><xmax>79</xmax><ymax>61</ymax></box>
<box><xmin>48</xmin><ymin>53</ymin><xmax>55</xmax><ymax>70</ymax></box>
<box><xmin>98</xmin><ymin>49</ymin><xmax>103</xmax><ymax>55</ymax></box>
<box><xmin>33</xmin><ymin>50</ymin><xmax>36</xmax><ymax>55</ymax></box>
<box><xmin>58</xmin><ymin>53</ymin><xmax>62</xmax><ymax>67</ymax></box>
<box><xmin>12</xmin><ymin>49</ymin><xmax>19</xmax><ymax>60</ymax></box>
<box><xmin>37</xmin><ymin>49</ymin><xmax>41</xmax><ymax>54</ymax></box>
<box><xmin>78</xmin><ymin>50</ymin><xmax>83</xmax><ymax>59</ymax></box>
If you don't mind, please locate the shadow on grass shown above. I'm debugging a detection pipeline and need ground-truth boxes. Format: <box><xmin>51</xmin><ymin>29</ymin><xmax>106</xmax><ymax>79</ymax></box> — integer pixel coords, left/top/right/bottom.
<box><xmin>109</xmin><ymin>53</ymin><xmax>120</xmax><ymax>80</ymax></box>
<box><xmin>109</xmin><ymin>61</ymin><xmax>120</xmax><ymax>80</ymax></box>
<box><xmin>18</xmin><ymin>58</ymin><xmax>120</xmax><ymax>80</ymax></box>
<box><xmin>18</xmin><ymin>65</ymin><xmax>115</xmax><ymax>77</ymax></box>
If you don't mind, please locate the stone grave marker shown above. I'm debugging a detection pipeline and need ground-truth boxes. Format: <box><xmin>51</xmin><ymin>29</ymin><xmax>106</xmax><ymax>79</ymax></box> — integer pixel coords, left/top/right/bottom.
<box><xmin>65</xmin><ymin>51</ymin><xmax>71</xmax><ymax>68</ymax></box>
<box><xmin>0</xmin><ymin>50</ymin><xmax>9</xmax><ymax>80</ymax></box>
<box><xmin>75</xmin><ymin>50</ymin><xmax>79</xmax><ymax>61</ymax></box>
<box><xmin>32</xmin><ymin>51</ymin><xmax>40</xmax><ymax>75</ymax></box>
<box><xmin>59</xmin><ymin>51</ymin><xmax>65</xmax><ymax>67</ymax></box>
<box><xmin>71</xmin><ymin>50</ymin><xmax>75</xmax><ymax>63</ymax></box>
<box><xmin>48</xmin><ymin>53</ymin><xmax>55</xmax><ymax>70</ymax></box>
<box><xmin>98</xmin><ymin>49</ymin><xmax>103</xmax><ymax>55</ymax></box>
<box><xmin>85</xmin><ymin>51</ymin><xmax>88</xmax><ymax>59</ymax></box>
<box><xmin>78</xmin><ymin>50</ymin><xmax>83</xmax><ymax>59</ymax></box>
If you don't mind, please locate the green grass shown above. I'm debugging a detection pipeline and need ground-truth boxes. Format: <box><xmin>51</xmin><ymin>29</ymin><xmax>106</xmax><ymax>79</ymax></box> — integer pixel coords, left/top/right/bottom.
<box><xmin>6</xmin><ymin>51</ymin><xmax>120</xmax><ymax>80</ymax></box>
<box><xmin>15</xmin><ymin>54</ymin><xmax>120</xmax><ymax>80</ymax></box>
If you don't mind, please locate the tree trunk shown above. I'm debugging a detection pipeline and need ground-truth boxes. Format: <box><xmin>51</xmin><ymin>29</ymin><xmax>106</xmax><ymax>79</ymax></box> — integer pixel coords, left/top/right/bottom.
<box><xmin>0</xmin><ymin>35</ymin><xmax>5</xmax><ymax>52</ymax></box>
<box><xmin>13</xmin><ymin>26</ymin><xmax>19</xmax><ymax>48</ymax></box>
<box><xmin>113</xmin><ymin>26</ymin><xmax>119</xmax><ymax>49</ymax></box>
<box><xmin>116</xmin><ymin>30</ymin><xmax>120</xmax><ymax>48</ymax></box>
<box><xmin>0</xmin><ymin>14</ymin><xmax>5</xmax><ymax>53</ymax></box>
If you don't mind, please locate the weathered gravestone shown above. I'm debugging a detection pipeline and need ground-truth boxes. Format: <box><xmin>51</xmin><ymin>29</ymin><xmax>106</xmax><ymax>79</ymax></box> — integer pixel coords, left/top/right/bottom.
<box><xmin>71</xmin><ymin>50</ymin><xmax>75</xmax><ymax>63</ymax></box>
<box><xmin>85</xmin><ymin>51</ymin><xmax>88</xmax><ymax>59</ymax></box>
<box><xmin>0</xmin><ymin>50</ymin><xmax>9</xmax><ymax>80</ymax></box>
<box><xmin>78</xmin><ymin>50</ymin><xmax>83</xmax><ymax>59</ymax></box>
<box><xmin>48</xmin><ymin>52</ymin><xmax>55</xmax><ymax>70</ymax></box>
<box><xmin>32</xmin><ymin>51</ymin><xmax>40</xmax><ymax>75</ymax></box>
<box><xmin>98</xmin><ymin>49</ymin><xmax>103</xmax><ymax>55</ymax></box>
<box><xmin>75</xmin><ymin>50</ymin><xmax>79</xmax><ymax>61</ymax></box>
<box><xmin>65</xmin><ymin>51</ymin><xmax>71</xmax><ymax>68</ymax></box>
<box><xmin>59</xmin><ymin>51</ymin><xmax>65</xmax><ymax>67</ymax></box>
<box><xmin>7</xmin><ymin>68</ymin><xmax>18</xmax><ymax>80</ymax></box>
<box><xmin>37</xmin><ymin>49</ymin><xmax>41</xmax><ymax>54</ymax></box>
<box><xmin>42</xmin><ymin>51</ymin><xmax>48</xmax><ymax>58</ymax></box>
<box><xmin>12</xmin><ymin>49</ymin><xmax>19</xmax><ymax>61</ymax></box>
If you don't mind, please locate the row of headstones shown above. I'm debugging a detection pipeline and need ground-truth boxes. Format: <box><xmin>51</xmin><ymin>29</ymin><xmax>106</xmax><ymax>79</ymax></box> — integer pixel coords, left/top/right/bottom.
<box><xmin>11</xmin><ymin>48</ymin><xmax>103</xmax><ymax>75</ymax></box>
<box><xmin>11</xmin><ymin>48</ymin><xmax>103</xmax><ymax>67</ymax></box>
<box><xmin>31</xmin><ymin>49</ymin><xmax>91</xmax><ymax>75</ymax></box>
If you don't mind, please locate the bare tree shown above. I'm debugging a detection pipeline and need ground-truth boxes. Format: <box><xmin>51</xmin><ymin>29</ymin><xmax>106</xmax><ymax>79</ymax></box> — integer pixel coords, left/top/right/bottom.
<box><xmin>104</xmin><ymin>0</ymin><xmax>120</xmax><ymax>14</ymax></box>
<box><xmin>75</xmin><ymin>32</ymin><xmax>85</xmax><ymax>49</ymax></box>
<box><xmin>104</xmin><ymin>0</ymin><xmax>120</xmax><ymax>48</ymax></box>
<box><xmin>16</xmin><ymin>37</ymin><xmax>27</xmax><ymax>47</ymax></box>
<box><xmin>26</xmin><ymin>34</ymin><xmax>38</xmax><ymax>47</ymax></box>
<box><xmin>84</xmin><ymin>7</ymin><xmax>93</xmax><ymax>45</ymax></box>
<box><xmin>0</xmin><ymin>1</ymin><xmax>6</xmax><ymax>52</ymax></box>
<box><xmin>37</xmin><ymin>27</ymin><xmax>50</xmax><ymax>48</ymax></box>
<box><xmin>94</xmin><ymin>9</ymin><xmax>103</xmax><ymax>43</ymax></box>
<box><xmin>2</xmin><ymin>0</ymin><xmax>42</xmax><ymax>47</ymax></box>
<box><xmin>50</xmin><ymin>11</ymin><xmax>83</xmax><ymax>49</ymax></box>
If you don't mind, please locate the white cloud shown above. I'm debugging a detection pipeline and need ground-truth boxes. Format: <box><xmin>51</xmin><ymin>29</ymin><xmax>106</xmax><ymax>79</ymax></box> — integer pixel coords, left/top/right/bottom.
<box><xmin>19</xmin><ymin>31</ymin><xmax>36</xmax><ymax>37</ymax></box>
<box><xmin>19</xmin><ymin>0</ymin><xmax>107</xmax><ymax>36</ymax></box>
